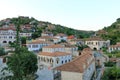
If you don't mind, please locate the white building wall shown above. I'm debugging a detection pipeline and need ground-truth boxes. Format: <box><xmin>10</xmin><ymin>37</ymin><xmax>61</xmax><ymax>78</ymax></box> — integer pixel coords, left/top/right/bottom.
<box><xmin>27</xmin><ymin>43</ymin><xmax>52</xmax><ymax>51</ymax></box>
<box><xmin>83</xmin><ymin>62</ymin><xmax>95</xmax><ymax>80</ymax></box>
<box><xmin>42</xmin><ymin>48</ymin><xmax>65</xmax><ymax>53</ymax></box>
<box><xmin>85</xmin><ymin>40</ymin><xmax>110</xmax><ymax>50</ymax></box>
<box><xmin>38</xmin><ymin>55</ymin><xmax>72</xmax><ymax>70</ymax></box>
<box><xmin>61</xmin><ymin>71</ymin><xmax>83</xmax><ymax>80</ymax></box>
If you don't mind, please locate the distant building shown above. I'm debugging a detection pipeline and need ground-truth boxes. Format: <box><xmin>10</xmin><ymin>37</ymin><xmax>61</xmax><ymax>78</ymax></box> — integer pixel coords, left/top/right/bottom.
<box><xmin>41</xmin><ymin>31</ymin><xmax>53</xmax><ymax>37</ymax></box>
<box><xmin>55</xmin><ymin>33</ymin><xmax>67</xmax><ymax>42</ymax></box>
<box><xmin>108</xmin><ymin>42</ymin><xmax>120</xmax><ymax>52</ymax></box>
<box><xmin>54</xmin><ymin>48</ymin><xmax>95</xmax><ymax>80</ymax></box>
<box><xmin>68</xmin><ymin>39</ymin><xmax>85</xmax><ymax>45</ymax></box>
<box><xmin>0</xmin><ymin>27</ymin><xmax>16</xmax><ymax>46</ymax></box>
<box><xmin>36</xmin><ymin>36</ymin><xmax>59</xmax><ymax>43</ymax></box>
<box><xmin>85</xmin><ymin>37</ymin><xmax>110</xmax><ymax>50</ymax></box>
<box><xmin>26</xmin><ymin>40</ymin><xmax>53</xmax><ymax>52</ymax></box>
<box><xmin>0</xmin><ymin>27</ymin><xmax>32</xmax><ymax>46</ymax></box>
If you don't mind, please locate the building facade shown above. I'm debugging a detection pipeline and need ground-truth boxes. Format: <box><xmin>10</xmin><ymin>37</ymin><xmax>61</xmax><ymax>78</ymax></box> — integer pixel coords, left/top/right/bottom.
<box><xmin>0</xmin><ymin>27</ymin><xmax>32</xmax><ymax>47</ymax></box>
<box><xmin>108</xmin><ymin>42</ymin><xmax>120</xmax><ymax>52</ymax></box>
<box><xmin>26</xmin><ymin>40</ymin><xmax>53</xmax><ymax>52</ymax></box>
<box><xmin>37</xmin><ymin>52</ymin><xmax>72</xmax><ymax>70</ymax></box>
<box><xmin>85</xmin><ymin>37</ymin><xmax>110</xmax><ymax>50</ymax></box>
<box><xmin>55</xmin><ymin>48</ymin><xmax>95</xmax><ymax>80</ymax></box>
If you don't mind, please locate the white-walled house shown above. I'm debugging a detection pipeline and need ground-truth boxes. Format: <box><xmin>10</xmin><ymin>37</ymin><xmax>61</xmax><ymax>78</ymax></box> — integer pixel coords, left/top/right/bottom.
<box><xmin>64</xmin><ymin>45</ymin><xmax>79</xmax><ymax>56</ymax></box>
<box><xmin>0</xmin><ymin>27</ymin><xmax>32</xmax><ymax>47</ymax></box>
<box><xmin>108</xmin><ymin>42</ymin><xmax>120</xmax><ymax>52</ymax></box>
<box><xmin>0</xmin><ymin>27</ymin><xmax>16</xmax><ymax>46</ymax></box>
<box><xmin>68</xmin><ymin>39</ymin><xmax>85</xmax><ymax>45</ymax></box>
<box><xmin>55</xmin><ymin>33</ymin><xmax>67</xmax><ymax>42</ymax></box>
<box><xmin>55</xmin><ymin>48</ymin><xmax>95</xmax><ymax>80</ymax></box>
<box><xmin>42</xmin><ymin>44</ymin><xmax>65</xmax><ymax>53</ymax></box>
<box><xmin>85</xmin><ymin>37</ymin><xmax>110</xmax><ymax>50</ymax></box>
<box><xmin>41</xmin><ymin>31</ymin><xmax>53</xmax><ymax>37</ymax></box>
<box><xmin>20</xmin><ymin>33</ymin><xmax>32</xmax><ymax>37</ymax></box>
<box><xmin>37</xmin><ymin>52</ymin><xmax>72</xmax><ymax>70</ymax></box>
<box><xmin>26</xmin><ymin>40</ymin><xmax>53</xmax><ymax>52</ymax></box>
<box><xmin>42</xmin><ymin>44</ymin><xmax>79</xmax><ymax>57</ymax></box>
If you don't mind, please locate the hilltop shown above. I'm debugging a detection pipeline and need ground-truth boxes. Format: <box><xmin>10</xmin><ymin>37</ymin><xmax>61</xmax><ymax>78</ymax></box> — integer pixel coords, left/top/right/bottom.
<box><xmin>0</xmin><ymin>16</ymin><xmax>94</xmax><ymax>39</ymax></box>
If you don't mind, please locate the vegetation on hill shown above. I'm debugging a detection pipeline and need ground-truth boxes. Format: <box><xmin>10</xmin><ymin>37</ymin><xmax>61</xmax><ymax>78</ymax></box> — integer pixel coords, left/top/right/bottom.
<box><xmin>0</xmin><ymin>16</ymin><xmax>94</xmax><ymax>39</ymax></box>
<box><xmin>98</xmin><ymin>18</ymin><xmax>120</xmax><ymax>45</ymax></box>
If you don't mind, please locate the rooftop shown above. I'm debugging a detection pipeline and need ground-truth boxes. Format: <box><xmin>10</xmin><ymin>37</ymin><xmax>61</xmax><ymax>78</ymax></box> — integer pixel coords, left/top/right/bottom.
<box><xmin>55</xmin><ymin>49</ymin><xmax>94</xmax><ymax>73</ymax></box>
<box><xmin>43</xmin><ymin>44</ymin><xmax>64</xmax><ymax>48</ymax></box>
<box><xmin>38</xmin><ymin>52</ymin><xmax>70</xmax><ymax>57</ymax></box>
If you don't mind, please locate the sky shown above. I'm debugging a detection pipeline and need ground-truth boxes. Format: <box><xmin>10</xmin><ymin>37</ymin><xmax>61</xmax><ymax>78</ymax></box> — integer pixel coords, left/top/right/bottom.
<box><xmin>0</xmin><ymin>0</ymin><xmax>120</xmax><ymax>31</ymax></box>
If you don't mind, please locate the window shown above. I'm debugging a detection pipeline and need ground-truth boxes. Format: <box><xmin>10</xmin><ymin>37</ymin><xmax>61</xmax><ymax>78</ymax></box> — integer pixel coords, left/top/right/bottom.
<box><xmin>28</xmin><ymin>45</ymin><xmax>31</xmax><ymax>48</ymax></box>
<box><xmin>3</xmin><ymin>41</ymin><xmax>7</xmax><ymax>43</ymax></box>
<box><xmin>62</xmin><ymin>61</ymin><xmax>63</xmax><ymax>64</ymax></box>
<box><xmin>65</xmin><ymin>60</ymin><xmax>67</xmax><ymax>63</ymax></box>
<box><xmin>32</xmin><ymin>45</ymin><xmax>38</xmax><ymax>48</ymax></box>
<box><xmin>9</xmin><ymin>36</ymin><xmax>12</xmax><ymax>39</ymax></box>
<box><xmin>56</xmin><ymin>58</ymin><xmax>59</xmax><ymax>64</ymax></box>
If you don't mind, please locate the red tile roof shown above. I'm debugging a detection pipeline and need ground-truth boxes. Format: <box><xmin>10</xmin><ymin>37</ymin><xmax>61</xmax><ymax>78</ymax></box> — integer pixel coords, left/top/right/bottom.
<box><xmin>38</xmin><ymin>52</ymin><xmax>70</xmax><ymax>57</ymax></box>
<box><xmin>67</xmin><ymin>35</ymin><xmax>75</xmax><ymax>39</ymax></box>
<box><xmin>0</xmin><ymin>27</ymin><xmax>16</xmax><ymax>31</ymax></box>
<box><xmin>55</xmin><ymin>49</ymin><xmax>94</xmax><ymax>73</ymax></box>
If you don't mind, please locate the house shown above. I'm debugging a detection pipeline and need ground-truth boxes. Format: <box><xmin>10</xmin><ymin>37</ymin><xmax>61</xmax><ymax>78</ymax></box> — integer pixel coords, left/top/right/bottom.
<box><xmin>54</xmin><ymin>48</ymin><xmax>95</xmax><ymax>80</ymax></box>
<box><xmin>37</xmin><ymin>52</ymin><xmax>72</xmax><ymax>70</ymax></box>
<box><xmin>108</xmin><ymin>42</ymin><xmax>120</xmax><ymax>52</ymax></box>
<box><xmin>42</xmin><ymin>44</ymin><xmax>79</xmax><ymax>57</ymax></box>
<box><xmin>0</xmin><ymin>27</ymin><xmax>16</xmax><ymax>46</ymax></box>
<box><xmin>26</xmin><ymin>40</ymin><xmax>53</xmax><ymax>52</ymax></box>
<box><xmin>85</xmin><ymin>37</ymin><xmax>110</xmax><ymax>50</ymax></box>
<box><xmin>20</xmin><ymin>24</ymin><xmax>32</xmax><ymax>31</ymax></box>
<box><xmin>41</xmin><ymin>31</ymin><xmax>53</xmax><ymax>37</ymax></box>
<box><xmin>0</xmin><ymin>26</ymin><xmax>32</xmax><ymax>47</ymax></box>
<box><xmin>36</xmin><ymin>36</ymin><xmax>59</xmax><ymax>43</ymax></box>
<box><xmin>55</xmin><ymin>33</ymin><xmax>67</xmax><ymax>42</ymax></box>
<box><xmin>68</xmin><ymin>39</ymin><xmax>85</xmax><ymax>45</ymax></box>
<box><xmin>20</xmin><ymin>33</ymin><xmax>32</xmax><ymax>37</ymax></box>
<box><xmin>64</xmin><ymin>44</ymin><xmax>79</xmax><ymax>57</ymax></box>
<box><xmin>67</xmin><ymin>35</ymin><xmax>75</xmax><ymax>41</ymax></box>
<box><xmin>42</xmin><ymin>44</ymin><xmax>65</xmax><ymax>53</ymax></box>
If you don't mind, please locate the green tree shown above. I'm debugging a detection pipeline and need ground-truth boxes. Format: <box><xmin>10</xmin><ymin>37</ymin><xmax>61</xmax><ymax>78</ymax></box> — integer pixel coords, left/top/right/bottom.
<box><xmin>6</xmin><ymin>47</ymin><xmax>38</xmax><ymax>80</ymax></box>
<box><xmin>5</xmin><ymin>18</ymin><xmax>38</xmax><ymax>80</ymax></box>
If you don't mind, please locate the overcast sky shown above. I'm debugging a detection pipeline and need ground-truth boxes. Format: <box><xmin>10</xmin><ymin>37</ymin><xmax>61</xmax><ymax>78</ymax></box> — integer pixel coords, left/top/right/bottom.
<box><xmin>0</xmin><ymin>0</ymin><xmax>120</xmax><ymax>31</ymax></box>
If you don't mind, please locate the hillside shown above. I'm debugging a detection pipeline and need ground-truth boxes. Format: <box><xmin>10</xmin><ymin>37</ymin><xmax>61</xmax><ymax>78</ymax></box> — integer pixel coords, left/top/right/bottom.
<box><xmin>0</xmin><ymin>16</ymin><xmax>94</xmax><ymax>39</ymax></box>
<box><xmin>97</xmin><ymin>18</ymin><xmax>120</xmax><ymax>45</ymax></box>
